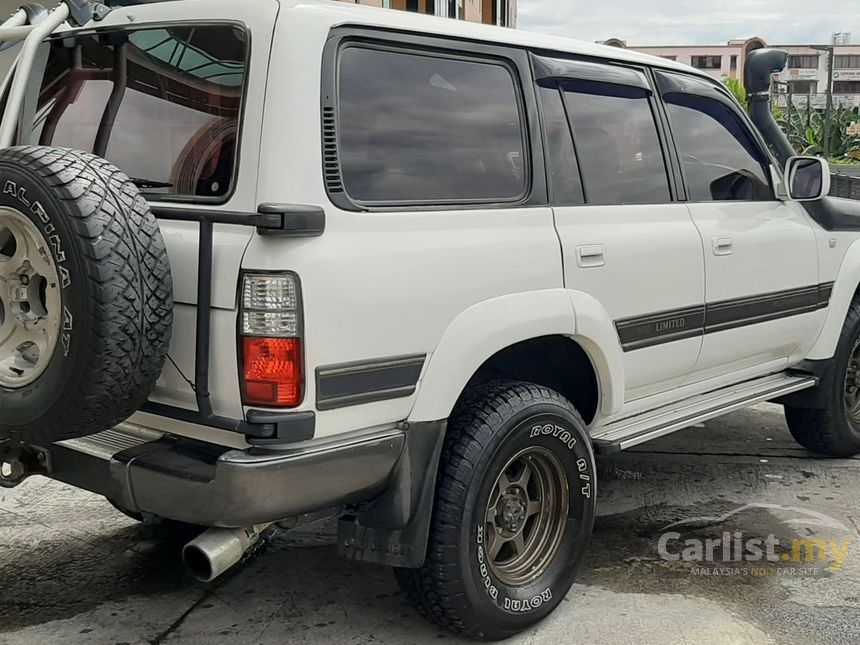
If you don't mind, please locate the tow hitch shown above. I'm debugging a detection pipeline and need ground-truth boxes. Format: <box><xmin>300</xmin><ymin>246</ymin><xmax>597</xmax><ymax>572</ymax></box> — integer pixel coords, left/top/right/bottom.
<box><xmin>0</xmin><ymin>440</ymin><xmax>50</xmax><ymax>488</ymax></box>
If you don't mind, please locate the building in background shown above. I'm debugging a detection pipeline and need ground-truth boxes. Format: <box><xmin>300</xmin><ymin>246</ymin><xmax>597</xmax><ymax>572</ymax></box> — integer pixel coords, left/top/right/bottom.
<box><xmin>339</xmin><ymin>0</ymin><xmax>516</xmax><ymax>27</ymax></box>
<box><xmin>603</xmin><ymin>35</ymin><xmax>860</xmax><ymax>109</ymax></box>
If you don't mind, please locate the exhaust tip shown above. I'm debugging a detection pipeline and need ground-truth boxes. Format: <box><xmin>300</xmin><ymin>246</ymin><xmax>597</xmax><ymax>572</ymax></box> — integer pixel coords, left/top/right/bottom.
<box><xmin>182</xmin><ymin>543</ymin><xmax>216</xmax><ymax>582</ymax></box>
<box><xmin>182</xmin><ymin>524</ymin><xmax>273</xmax><ymax>582</ymax></box>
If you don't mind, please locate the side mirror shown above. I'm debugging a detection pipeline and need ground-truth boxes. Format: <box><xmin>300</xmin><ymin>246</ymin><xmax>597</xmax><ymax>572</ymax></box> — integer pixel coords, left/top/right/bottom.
<box><xmin>784</xmin><ymin>156</ymin><xmax>830</xmax><ymax>202</ymax></box>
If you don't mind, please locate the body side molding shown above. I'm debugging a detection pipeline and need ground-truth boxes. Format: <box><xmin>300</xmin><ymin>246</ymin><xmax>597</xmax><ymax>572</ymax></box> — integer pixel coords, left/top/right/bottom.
<box><xmin>316</xmin><ymin>354</ymin><xmax>427</xmax><ymax>411</ymax></box>
<box><xmin>616</xmin><ymin>283</ymin><xmax>834</xmax><ymax>352</ymax></box>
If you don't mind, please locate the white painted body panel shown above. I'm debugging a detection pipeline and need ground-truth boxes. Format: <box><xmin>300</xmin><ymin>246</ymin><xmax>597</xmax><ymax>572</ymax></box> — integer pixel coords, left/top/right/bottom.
<box><xmin>808</xmin><ymin>234</ymin><xmax>860</xmax><ymax>359</ymax></box>
<box><xmin>243</xmin><ymin>208</ymin><xmax>564</xmax><ymax>437</ymax></box>
<box><xmin>684</xmin><ymin>200</ymin><xmax>821</xmax><ymax>382</ymax></box>
<box><xmin>554</xmin><ymin>204</ymin><xmax>705</xmax><ymax>401</ymax></box>
<box><xmin>252</xmin><ymin>8</ymin><xmax>570</xmax><ymax>437</ymax></box>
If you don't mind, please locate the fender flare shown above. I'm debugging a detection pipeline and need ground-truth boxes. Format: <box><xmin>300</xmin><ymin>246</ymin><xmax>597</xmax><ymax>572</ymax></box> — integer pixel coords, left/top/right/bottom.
<box><xmin>408</xmin><ymin>288</ymin><xmax>624</xmax><ymax>423</ymax></box>
<box><xmin>808</xmin><ymin>238</ymin><xmax>860</xmax><ymax>360</ymax></box>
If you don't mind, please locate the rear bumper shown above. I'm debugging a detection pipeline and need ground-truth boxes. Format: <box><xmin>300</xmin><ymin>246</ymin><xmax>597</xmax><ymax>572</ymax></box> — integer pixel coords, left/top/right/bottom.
<box><xmin>50</xmin><ymin>423</ymin><xmax>405</xmax><ymax>527</ymax></box>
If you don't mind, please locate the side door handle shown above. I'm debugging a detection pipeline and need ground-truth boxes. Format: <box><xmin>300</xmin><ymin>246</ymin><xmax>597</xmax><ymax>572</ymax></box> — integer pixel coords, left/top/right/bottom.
<box><xmin>576</xmin><ymin>244</ymin><xmax>605</xmax><ymax>268</ymax></box>
<box><xmin>712</xmin><ymin>237</ymin><xmax>733</xmax><ymax>256</ymax></box>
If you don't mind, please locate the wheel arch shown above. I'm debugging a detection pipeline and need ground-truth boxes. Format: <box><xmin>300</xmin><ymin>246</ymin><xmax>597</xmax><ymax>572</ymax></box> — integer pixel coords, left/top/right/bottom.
<box><xmin>408</xmin><ymin>289</ymin><xmax>624</xmax><ymax>424</ymax></box>
<box><xmin>338</xmin><ymin>289</ymin><xmax>622</xmax><ymax>569</ymax></box>
<box><xmin>808</xmin><ymin>239</ymin><xmax>860</xmax><ymax>361</ymax></box>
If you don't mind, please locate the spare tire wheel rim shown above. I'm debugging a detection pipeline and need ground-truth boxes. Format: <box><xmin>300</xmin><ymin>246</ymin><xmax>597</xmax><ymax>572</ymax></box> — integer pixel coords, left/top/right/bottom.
<box><xmin>0</xmin><ymin>207</ymin><xmax>62</xmax><ymax>389</ymax></box>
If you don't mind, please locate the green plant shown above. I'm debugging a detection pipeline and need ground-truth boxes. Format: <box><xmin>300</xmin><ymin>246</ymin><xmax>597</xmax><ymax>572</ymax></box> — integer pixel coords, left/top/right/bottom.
<box><xmin>722</xmin><ymin>77</ymin><xmax>748</xmax><ymax>109</ymax></box>
<box><xmin>829</xmin><ymin>156</ymin><xmax>860</xmax><ymax>165</ymax></box>
<box><xmin>774</xmin><ymin>103</ymin><xmax>860</xmax><ymax>159</ymax></box>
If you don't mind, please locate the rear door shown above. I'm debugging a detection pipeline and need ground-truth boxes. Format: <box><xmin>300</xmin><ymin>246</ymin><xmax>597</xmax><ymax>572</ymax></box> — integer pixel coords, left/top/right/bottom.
<box><xmin>18</xmin><ymin>1</ymin><xmax>279</xmax><ymax>437</ymax></box>
<box><xmin>654</xmin><ymin>71</ymin><xmax>821</xmax><ymax>383</ymax></box>
<box><xmin>537</xmin><ymin>57</ymin><xmax>706</xmax><ymax>402</ymax></box>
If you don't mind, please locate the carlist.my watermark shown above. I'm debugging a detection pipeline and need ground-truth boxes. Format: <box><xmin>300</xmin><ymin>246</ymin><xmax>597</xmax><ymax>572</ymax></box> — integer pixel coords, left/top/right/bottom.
<box><xmin>656</xmin><ymin>503</ymin><xmax>853</xmax><ymax>576</ymax></box>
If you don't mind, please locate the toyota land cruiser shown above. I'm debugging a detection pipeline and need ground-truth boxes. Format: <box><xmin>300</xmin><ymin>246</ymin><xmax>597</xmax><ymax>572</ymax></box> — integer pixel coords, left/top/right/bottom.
<box><xmin>2</xmin><ymin>0</ymin><xmax>860</xmax><ymax>639</ymax></box>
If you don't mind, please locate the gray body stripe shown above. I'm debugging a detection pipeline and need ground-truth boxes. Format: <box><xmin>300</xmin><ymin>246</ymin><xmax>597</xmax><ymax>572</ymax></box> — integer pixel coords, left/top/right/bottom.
<box><xmin>615</xmin><ymin>282</ymin><xmax>834</xmax><ymax>352</ymax></box>
<box><xmin>316</xmin><ymin>354</ymin><xmax>426</xmax><ymax>410</ymax></box>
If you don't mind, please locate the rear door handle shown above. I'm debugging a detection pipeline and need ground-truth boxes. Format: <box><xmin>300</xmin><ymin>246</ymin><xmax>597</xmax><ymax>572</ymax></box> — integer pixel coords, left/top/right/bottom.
<box><xmin>576</xmin><ymin>244</ymin><xmax>605</xmax><ymax>268</ymax></box>
<box><xmin>712</xmin><ymin>237</ymin><xmax>733</xmax><ymax>256</ymax></box>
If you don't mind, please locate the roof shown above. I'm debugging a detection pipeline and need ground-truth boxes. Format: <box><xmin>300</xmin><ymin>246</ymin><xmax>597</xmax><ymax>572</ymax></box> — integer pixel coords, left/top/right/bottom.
<box><xmin>82</xmin><ymin>0</ymin><xmax>711</xmax><ymax>79</ymax></box>
<box><xmin>284</xmin><ymin>0</ymin><xmax>709</xmax><ymax>77</ymax></box>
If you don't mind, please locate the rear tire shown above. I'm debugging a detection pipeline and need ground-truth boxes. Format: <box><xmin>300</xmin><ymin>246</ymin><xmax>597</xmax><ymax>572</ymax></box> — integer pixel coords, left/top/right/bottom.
<box><xmin>0</xmin><ymin>147</ymin><xmax>173</xmax><ymax>445</ymax></box>
<box><xmin>395</xmin><ymin>381</ymin><xmax>596</xmax><ymax>640</ymax></box>
<box><xmin>784</xmin><ymin>298</ymin><xmax>860</xmax><ymax>456</ymax></box>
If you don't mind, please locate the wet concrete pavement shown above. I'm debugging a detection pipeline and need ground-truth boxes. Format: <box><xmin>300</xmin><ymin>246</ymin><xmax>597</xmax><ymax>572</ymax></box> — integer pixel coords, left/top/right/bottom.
<box><xmin>2</xmin><ymin>403</ymin><xmax>860</xmax><ymax>644</ymax></box>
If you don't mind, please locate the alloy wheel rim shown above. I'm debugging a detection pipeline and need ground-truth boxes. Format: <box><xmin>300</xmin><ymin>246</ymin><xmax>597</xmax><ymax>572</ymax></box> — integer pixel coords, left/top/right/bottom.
<box><xmin>0</xmin><ymin>207</ymin><xmax>62</xmax><ymax>389</ymax></box>
<box><xmin>483</xmin><ymin>446</ymin><xmax>570</xmax><ymax>587</ymax></box>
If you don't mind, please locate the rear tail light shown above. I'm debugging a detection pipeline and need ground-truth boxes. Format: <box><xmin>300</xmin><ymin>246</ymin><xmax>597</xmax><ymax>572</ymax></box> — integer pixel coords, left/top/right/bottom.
<box><xmin>239</xmin><ymin>273</ymin><xmax>303</xmax><ymax>407</ymax></box>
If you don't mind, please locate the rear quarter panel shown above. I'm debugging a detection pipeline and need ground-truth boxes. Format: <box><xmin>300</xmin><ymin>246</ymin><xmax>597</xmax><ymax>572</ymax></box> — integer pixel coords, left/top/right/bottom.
<box><xmin>251</xmin><ymin>8</ymin><xmax>564</xmax><ymax>438</ymax></box>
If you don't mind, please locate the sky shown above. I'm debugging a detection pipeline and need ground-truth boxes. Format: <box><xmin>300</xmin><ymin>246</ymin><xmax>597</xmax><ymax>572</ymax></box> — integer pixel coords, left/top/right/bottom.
<box><xmin>517</xmin><ymin>0</ymin><xmax>860</xmax><ymax>47</ymax></box>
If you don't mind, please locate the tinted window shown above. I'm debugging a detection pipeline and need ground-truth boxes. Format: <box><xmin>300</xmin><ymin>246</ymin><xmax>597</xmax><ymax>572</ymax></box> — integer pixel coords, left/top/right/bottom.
<box><xmin>32</xmin><ymin>26</ymin><xmax>247</xmax><ymax>199</ymax></box>
<box><xmin>337</xmin><ymin>47</ymin><xmax>527</xmax><ymax>204</ymax></box>
<box><xmin>561</xmin><ymin>81</ymin><xmax>671</xmax><ymax>205</ymax></box>
<box><xmin>539</xmin><ymin>84</ymin><xmax>584</xmax><ymax>205</ymax></box>
<box><xmin>663</xmin><ymin>92</ymin><xmax>772</xmax><ymax>201</ymax></box>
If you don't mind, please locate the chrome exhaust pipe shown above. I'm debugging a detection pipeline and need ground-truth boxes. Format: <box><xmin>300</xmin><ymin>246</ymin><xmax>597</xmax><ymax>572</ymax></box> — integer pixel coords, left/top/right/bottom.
<box><xmin>182</xmin><ymin>523</ymin><xmax>273</xmax><ymax>582</ymax></box>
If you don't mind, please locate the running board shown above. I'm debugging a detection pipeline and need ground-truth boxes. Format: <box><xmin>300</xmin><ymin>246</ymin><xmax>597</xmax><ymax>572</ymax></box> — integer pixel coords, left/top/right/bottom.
<box><xmin>591</xmin><ymin>373</ymin><xmax>816</xmax><ymax>454</ymax></box>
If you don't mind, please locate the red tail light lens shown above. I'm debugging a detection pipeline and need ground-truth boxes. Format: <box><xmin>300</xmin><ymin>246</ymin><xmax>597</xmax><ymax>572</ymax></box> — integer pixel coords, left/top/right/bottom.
<box><xmin>241</xmin><ymin>337</ymin><xmax>303</xmax><ymax>407</ymax></box>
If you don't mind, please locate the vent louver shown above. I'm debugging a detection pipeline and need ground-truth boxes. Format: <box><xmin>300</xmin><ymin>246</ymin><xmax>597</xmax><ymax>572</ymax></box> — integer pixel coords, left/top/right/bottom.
<box><xmin>322</xmin><ymin>106</ymin><xmax>344</xmax><ymax>194</ymax></box>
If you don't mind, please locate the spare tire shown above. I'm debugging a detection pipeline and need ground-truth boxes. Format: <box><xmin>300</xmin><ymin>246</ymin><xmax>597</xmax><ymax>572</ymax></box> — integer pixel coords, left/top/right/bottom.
<box><xmin>0</xmin><ymin>146</ymin><xmax>173</xmax><ymax>445</ymax></box>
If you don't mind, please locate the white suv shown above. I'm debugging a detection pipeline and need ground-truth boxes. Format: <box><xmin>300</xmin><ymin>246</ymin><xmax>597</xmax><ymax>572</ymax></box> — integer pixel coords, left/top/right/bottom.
<box><xmin>1</xmin><ymin>0</ymin><xmax>859</xmax><ymax>639</ymax></box>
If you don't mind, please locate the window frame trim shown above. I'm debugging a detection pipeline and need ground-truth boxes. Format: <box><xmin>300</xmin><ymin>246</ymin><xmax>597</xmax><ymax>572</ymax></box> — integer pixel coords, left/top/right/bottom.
<box><xmin>22</xmin><ymin>19</ymin><xmax>252</xmax><ymax>207</ymax></box>
<box><xmin>532</xmin><ymin>55</ymin><xmax>683</xmax><ymax>207</ymax></box>
<box><xmin>321</xmin><ymin>26</ymin><xmax>547</xmax><ymax>213</ymax></box>
<box><xmin>534</xmin><ymin>80</ymin><xmax>585</xmax><ymax>206</ymax></box>
<box><xmin>654</xmin><ymin>69</ymin><xmax>780</xmax><ymax>204</ymax></box>
<box><xmin>532</xmin><ymin>55</ymin><xmax>651</xmax><ymax>90</ymax></box>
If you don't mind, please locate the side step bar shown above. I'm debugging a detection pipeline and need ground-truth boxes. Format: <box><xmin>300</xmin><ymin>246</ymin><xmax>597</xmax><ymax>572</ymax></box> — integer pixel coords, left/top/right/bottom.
<box><xmin>591</xmin><ymin>373</ymin><xmax>816</xmax><ymax>454</ymax></box>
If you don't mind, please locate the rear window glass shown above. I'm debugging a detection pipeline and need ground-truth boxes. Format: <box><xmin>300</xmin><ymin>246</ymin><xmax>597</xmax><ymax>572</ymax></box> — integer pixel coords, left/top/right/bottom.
<box><xmin>336</xmin><ymin>46</ymin><xmax>527</xmax><ymax>205</ymax></box>
<box><xmin>27</xmin><ymin>25</ymin><xmax>247</xmax><ymax>200</ymax></box>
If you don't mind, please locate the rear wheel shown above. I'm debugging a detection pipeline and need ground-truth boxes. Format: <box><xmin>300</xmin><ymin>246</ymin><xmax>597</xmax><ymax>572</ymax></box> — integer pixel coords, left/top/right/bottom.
<box><xmin>395</xmin><ymin>381</ymin><xmax>596</xmax><ymax>640</ymax></box>
<box><xmin>785</xmin><ymin>298</ymin><xmax>860</xmax><ymax>456</ymax></box>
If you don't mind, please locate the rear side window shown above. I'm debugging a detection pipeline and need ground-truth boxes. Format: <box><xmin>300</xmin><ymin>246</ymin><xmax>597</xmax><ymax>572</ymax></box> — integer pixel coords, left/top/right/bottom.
<box><xmin>29</xmin><ymin>25</ymin><xmax>247</xmax><ymax>200</ymax></box>
<box><xmin>561</xmin><ymin>81</ymin><xmax>671</xmax><ymax>205</ymax></box>
<box><xmin>336</xmin><ymin>46</ymin><xmax>527</xmax><ymax>205</ymax></box>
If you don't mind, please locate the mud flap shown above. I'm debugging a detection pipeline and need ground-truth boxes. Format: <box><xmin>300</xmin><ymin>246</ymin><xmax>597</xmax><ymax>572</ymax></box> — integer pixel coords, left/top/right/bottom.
<box><xmin>338</xmin><ymin>419</ymin><xmax>446</xmax><ymax>568</ymax></box>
